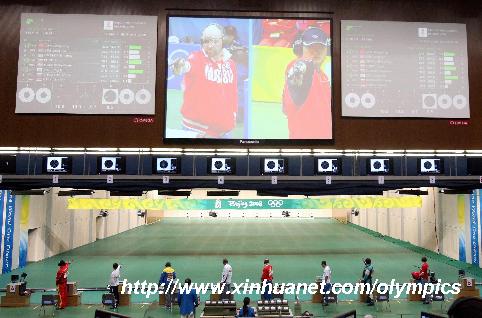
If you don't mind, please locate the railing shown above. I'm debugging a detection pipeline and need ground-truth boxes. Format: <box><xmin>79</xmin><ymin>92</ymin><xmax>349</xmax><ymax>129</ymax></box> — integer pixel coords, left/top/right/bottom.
<box><xmin>0</xmin><ymin>287</ymin><xmax>109</xmax><ymax>293</ymax></box>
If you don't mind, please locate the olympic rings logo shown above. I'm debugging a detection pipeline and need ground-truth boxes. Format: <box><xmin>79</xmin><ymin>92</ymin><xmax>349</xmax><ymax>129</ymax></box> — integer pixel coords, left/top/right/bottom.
<box><xmin>267</xmin><ymin>200</ymin><xmax>284</xmax><ymax>208</ymax></box>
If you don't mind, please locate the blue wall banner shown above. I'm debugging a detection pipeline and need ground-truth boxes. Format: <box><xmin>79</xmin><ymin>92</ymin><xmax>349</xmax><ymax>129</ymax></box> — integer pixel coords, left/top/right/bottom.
<box><xmin>478</xmin><ymin>189</ymin><xmax>482</xmax><ymax>266</ymax></box>
<box><xmin>0</xmin><ymin>190</ymin><xmax>5</xmax><ymax>254</ymax></box>
<box><xmin>469</xmin><ymin>192</ymin><xmax>479</xmax><ymax>266</ymax></box>
<box><xmin>2</xmin><ymin>191</ymin><xmax>16</xmax><ymax>273</ymax></box>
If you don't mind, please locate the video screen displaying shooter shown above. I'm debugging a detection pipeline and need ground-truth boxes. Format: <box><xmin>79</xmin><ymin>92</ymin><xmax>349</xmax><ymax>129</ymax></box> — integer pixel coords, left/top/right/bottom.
<box><xmin>169</xmin><ymin>23</ymin><xmax>238</xmax><ymax>138</ymax></box>
<box><xmin>283</xmin><ymin>26</ymin><xmax>332</xmax><ymax>139</ymax></box>
<box><xmin>165</xmin><ymin>17</ymin><xmax>332</xmax><ymax>140</ymax></box>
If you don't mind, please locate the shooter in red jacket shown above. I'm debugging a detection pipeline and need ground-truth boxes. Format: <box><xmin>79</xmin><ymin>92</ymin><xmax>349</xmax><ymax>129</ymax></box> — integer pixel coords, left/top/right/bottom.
<box><xmin>412</xmin><ymin>256</ymin><xmax>429</xmax><ymax>281</ymax></box>
<box><xmin>282</xmin><ymin>27</ymin><xmax>332</xmax><ymax>139</ymax></box>
<box><xmin>56</xmin><ymin>260</ymin><xmax>71</xmax><ymax>309</ymax></box>
<box><xmin>171</xmin><ymin>24</ymin><xmax>238</xmax><ymax>138</ymax></box>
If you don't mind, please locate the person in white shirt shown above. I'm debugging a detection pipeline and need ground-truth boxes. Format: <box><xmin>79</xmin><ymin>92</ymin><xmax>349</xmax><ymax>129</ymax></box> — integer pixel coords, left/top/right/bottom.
<box><xmin>110</xmin><ymin>263</ymin><xmax>121</xmax><ymax>308</ymax></box>
<box><xmin>321</xmin><ymin>260</ymin><xmax>332</xmax><ymax>306</ymax></box>
<box><xmin>220</xmin><ymin>258</ymin><xmax>232</xmax><ymax>300</ymax></box>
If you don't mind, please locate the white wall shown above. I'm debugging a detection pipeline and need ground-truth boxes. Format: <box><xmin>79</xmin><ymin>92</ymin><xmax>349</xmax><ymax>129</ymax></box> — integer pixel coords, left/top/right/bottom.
<box><xmin>26</xmin><ymin>188</ymin><xmax>145</xmax><ymax>262</ymax></box>
<box><xmin>439</xmin><ymin>193</ymin><xmax>459</xmax><ymax>260</ymax></box>
<box><xmin>349</xmin><ymin>188</ymin><xmax>482</xmax><ymax>268</ymax></box>
<box><xmin>350</xmin><ymin>190</ymin><xmax>435</xmax><ymax>249</ymax></box>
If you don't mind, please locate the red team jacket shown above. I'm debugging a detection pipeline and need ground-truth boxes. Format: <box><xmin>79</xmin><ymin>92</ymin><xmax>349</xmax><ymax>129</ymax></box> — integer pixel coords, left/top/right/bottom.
<box><xmin>419</xmin><ymin>262</ymin><xmax>429</xmax><ymax>281</ymax></box>
<box><xmin>261</xmin><ymin>19</ymin><xmax>298</xmax><ymax>46</ymax></box>
<box><xmin>412</xmin><ymin>262</ymin><xmax>429</xmax><ymax>281</ymax></box>
<box><xmin>56</xmin><ymin>263</ymin><xmax>69</xmax><ymax>285</ymax></box>
<box><xmin>282</xmin><ymin>59</ymin><xmax>332</xmax><ymax>139</ymax></box>
<box><xmin>180</xmin><ymin>50</ymin><xmax>238</xmax><ymax>137</ymax></box>
<box><xmin>262</xmin><ymin>264</ymin><xmax>273</xmax><ymax>281</ymax></box>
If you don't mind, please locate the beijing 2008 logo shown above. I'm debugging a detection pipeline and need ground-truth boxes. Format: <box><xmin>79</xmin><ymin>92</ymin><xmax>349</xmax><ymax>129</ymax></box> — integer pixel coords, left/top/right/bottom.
<box><xmin>267</xmin><ymin>200</ymin><xmax>284</xmax><ymax>208</ymax></box>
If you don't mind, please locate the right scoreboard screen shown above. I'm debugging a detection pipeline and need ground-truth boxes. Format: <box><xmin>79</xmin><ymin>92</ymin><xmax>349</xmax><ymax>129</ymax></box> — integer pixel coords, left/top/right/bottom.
<box><xmin>341</xmin><ymin>20</ymin><xmax>469</xmax><ymax>118</ymax></box>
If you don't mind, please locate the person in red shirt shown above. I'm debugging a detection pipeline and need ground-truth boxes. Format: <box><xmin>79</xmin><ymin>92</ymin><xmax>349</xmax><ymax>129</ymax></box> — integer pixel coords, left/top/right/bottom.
<box><xmin>295</xmin><ymin>20</ymin><xmax>331</xmax><ymax>37</ymax></box>
<box><xmin>56</xmin><ymin>260</ymin><xmax>72</xmax><ymax>309</ymax></box>
<box><xmin>261</xmin><ymin>258</ymin><xmax>273</xmax><ymax>300</ymax></box>
<box><xmin>259</xmin><ymin>19</ymin><xmax>298</xmax><ymax>47</ymax></box>
<box><xmin>412</xmin><ymin>256</ymin><xmax>429</xmax><ymax>281</ymax></box>
<box><xmin>282</xmin><ymin>27</ymin><xmax>332</xmax><ymax>139</ymax></box>
<box><xmin>171</xmin><ymin>24</ymin><xmax>238</xmax><ymax>138</ymax></box>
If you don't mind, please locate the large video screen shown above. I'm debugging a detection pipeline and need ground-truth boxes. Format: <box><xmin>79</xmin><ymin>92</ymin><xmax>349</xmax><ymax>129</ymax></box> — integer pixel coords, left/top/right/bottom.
<box><xmin>165</xmin><ymin>16</ymin><xmax>333</xmax><ymax>141</ymax></box>
<box><xmin>16</xmin><ymin>13</ymin><xmax>157</xmax><ymax>114</ymax></box>
<box><xmin>341</xmin><ymin>20</ymin><xmax>469</xmax><ymax>118</ymax></box>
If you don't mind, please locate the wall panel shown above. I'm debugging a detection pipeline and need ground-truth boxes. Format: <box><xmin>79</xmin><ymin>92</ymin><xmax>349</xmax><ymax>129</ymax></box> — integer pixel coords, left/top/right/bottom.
<box><xmin>0</xmin><ymin>0</ymin><xmax>480</xmax><ymax>148</ymax></box>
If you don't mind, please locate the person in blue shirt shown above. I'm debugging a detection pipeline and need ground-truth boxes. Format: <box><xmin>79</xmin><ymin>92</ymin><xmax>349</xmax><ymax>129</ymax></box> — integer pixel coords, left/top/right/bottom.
<box><xmin>159</xmin><ymin>262</ymin><xmax>177</xmax><ymax>309</ymax></box>
<box><xmin>178</xmin><ymin>278</ymin><xmax>199</xmax><ymax>318</ymax></box>
<box><xmin>237</xmin><ymin>297</ymin><xmax>256</xmax><ymax>317</ymax></box>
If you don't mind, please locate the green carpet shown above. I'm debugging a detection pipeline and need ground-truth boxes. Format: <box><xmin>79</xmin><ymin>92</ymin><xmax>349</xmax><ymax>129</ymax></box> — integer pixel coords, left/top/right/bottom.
<box><xmin>0</xmin><ymin>218</ymin><xmax>479</xmax><ymax>317</ymax></box>
<box><xmin>0</xmin><ymin>300</ymin><xmax>451</xmax><ymax>318</ymax></box>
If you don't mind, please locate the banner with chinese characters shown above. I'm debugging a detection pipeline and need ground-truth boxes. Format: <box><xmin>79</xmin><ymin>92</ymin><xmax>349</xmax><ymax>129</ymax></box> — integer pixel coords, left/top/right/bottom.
<box><xmin>469</xmin><ymin>192</ymin><xmax>479</xmax><ymax>266</ymax></box>
<box><xmin>68</xmin><ymin>196</ymin><xmax>423</xmax><ymax>210</ymax></box>
<box><xmin>1</xmin><ymin>191</ymin><xmax>16</xmax><ymax>273</ymax></box>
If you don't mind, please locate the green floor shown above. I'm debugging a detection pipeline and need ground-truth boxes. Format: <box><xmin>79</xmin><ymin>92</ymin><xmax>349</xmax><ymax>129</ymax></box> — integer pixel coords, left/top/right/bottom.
<box><xmin>0</xmin><ymin>301</ymin><xmax>452</xmax><ymax>318</ymax></box>
<box><xmin>1</xmin><ymin>218</ymin><xmax>480</xmax><ymax>317</ymax></box>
